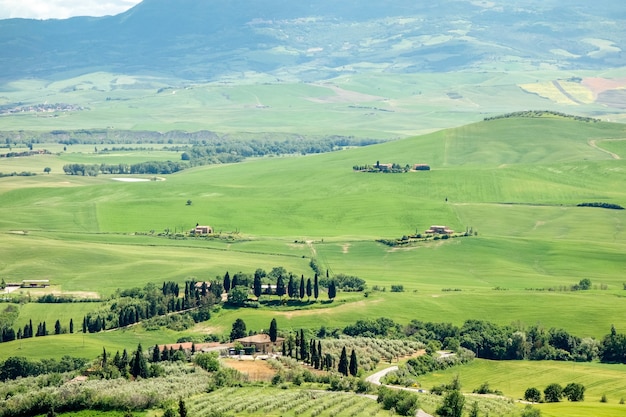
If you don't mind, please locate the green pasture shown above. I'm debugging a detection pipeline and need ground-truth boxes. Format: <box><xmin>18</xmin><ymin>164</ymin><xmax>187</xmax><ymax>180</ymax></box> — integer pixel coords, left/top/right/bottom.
<box><xmin>0</xmin><ymin>116</ymin><xmax>625</xmax><ymax>361</ymax></box>
<box><xmin>415</xmin><ymin>359</ymin><xmax>626</xmax><ymax>416</ymax></box>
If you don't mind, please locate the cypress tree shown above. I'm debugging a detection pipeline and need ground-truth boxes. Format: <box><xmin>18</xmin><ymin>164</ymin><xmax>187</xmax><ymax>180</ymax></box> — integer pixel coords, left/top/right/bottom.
<box><xmin>179</xmin><ymin>398</ymin><xmax>188</xmax><ymax>417</ymax></box>
<box><xmin>102</xmin><ymin>347</ymin><xmax>108</xmax><ymax>367</ymax></box>
<box><xmin>276</xmin><ymin>275</ymin><xmax>286</xmax><ymax>299</ymax></box>
<box><xmin>269</xmin><ymin>318</ymin><xmax>278</xmax><ymax>342</ymax></box>
<box><xmin>314</xmin><ymin>273</ymin><xmax>319</xmax><ymax>300</ymax></box>
<box><xmin>69</xmin><ymin>318</ymin><xmax>74</xmax><ymax>334</ymax></box>
<box><xmin>121</xmin><ymin>349</ymin><xmax>129</xmax><ymax>370</ymax></box>
<box><xmin>131</xmin><ymin>343</ymin><xmax>148</xmax><ymax>379</ymax></box>
<box><xmin>317</xmin><ymin>341</ymin><xmax>323</xmax><ymax>369</ymax></box>
<box><xmin>287</xmin><ymin>275</ymin><xmax>295</xmax><ymax>298</ymax></box>
<box><xmin>306</xmin><ymin>278</ymin><xmax>312</xmax><ymax>301</ymax></box>
<box><xmin>299</xmin><ymin>329</ymin><xmax>307</xmax><ymax>362</ymax></box>
<box><xmin>223</xmin><ymin>271</ymin><xmax>231</xmax><ymax>293</ymax></box>
<box><xmin>328</xmin><ymin>281</ymin><xmax>336</xmax><ymax>300</ymax></box>
<box><xmin>253</xmin><ymin>274</ymin><xmax>262</xmax><ymax>300</ymax></box>
<box><xmin>161</xmin><ymin>346</ymin><xmax>170</xmax><ymax>362</ymax></box>
<box><xmin>338</xmin><ymin>346</ymin><xmax>348</xmax><ymax>376</ymax></box>
<box><xmin>113</xmin><ymin>350</ymin><xmax>121</xmax><ymax>369</ymax></box>
<box><xmin>310</xmin><ymin>339</ymin><xmax>317</xmax><ymax>367</ymax></box>
<box><xmin>54</xmin><ymin>319</ymin><xmax>61</xmax><ymax>335</ymax></box>
<box><xmin>191</xmin><ymin>342</ymin><xmax>196</xmax><ymax>354</ymax></box>
<box><xmin>152</xmin><ymin>344</ymin><xmax>161</xmax><ymax>362</ymax></box>
<box><xmin>299</xmin><ymin>275</ymin><xmax>305</xmax><ymax>300</ymax></box>
<box><xmin>349</xmin><ymin>349</ymin><xmax>358</xmax><ymax>376</ymax></box>
<box><xmin>295</xmin><ymin>331</ymin><xmax>300</xmax><ymax>360</ymax></box>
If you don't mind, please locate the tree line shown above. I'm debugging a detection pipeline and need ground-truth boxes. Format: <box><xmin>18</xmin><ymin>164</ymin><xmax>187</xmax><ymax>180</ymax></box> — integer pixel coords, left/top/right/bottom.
<box><xmin>343</xmin><ymin>317</ymin><xmax>626</xmax><ymax>364</ymax></box>
<box><xmin>62</xmin><ymin>161</ymin><xmax>187</xmax><ymax>176</ymax></box>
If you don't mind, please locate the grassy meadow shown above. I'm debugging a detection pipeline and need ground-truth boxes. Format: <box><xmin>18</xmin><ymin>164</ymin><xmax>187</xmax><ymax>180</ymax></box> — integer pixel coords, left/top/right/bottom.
<box><xmin>1</xmin><ymin>114</ymin><xmax>626</xmax><ymax>416</ymax></box>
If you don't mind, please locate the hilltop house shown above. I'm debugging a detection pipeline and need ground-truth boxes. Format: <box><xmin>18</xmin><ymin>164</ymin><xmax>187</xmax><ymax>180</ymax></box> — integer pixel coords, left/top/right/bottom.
<box><xmin>193</xmin><ymin>225</ymin><xmax>213</xmax><ymax>235</ymax></box>
<box><xmin>235</xmin><ymin>334</ymin><xmax>284</xmax><ymax>354</ymax></box>
<box><xmin>425</xmin><ymin>225</ymin><xmax>454</xmax><ymax>235</ymax></box>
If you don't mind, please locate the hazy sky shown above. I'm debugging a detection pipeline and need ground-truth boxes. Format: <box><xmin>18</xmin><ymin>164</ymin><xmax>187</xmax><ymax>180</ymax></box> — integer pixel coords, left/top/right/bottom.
<box><xmin>0</xmin><ymin>0</ymin><xmax>141</xmax><ymax>19</ymax></box>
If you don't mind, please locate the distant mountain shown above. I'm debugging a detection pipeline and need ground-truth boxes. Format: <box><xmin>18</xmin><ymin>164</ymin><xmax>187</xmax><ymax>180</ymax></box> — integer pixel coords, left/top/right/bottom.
<box><xmin>0</xmin><ymin>0</ymin><xmax>624</xmax><ymax>82</ymax></box>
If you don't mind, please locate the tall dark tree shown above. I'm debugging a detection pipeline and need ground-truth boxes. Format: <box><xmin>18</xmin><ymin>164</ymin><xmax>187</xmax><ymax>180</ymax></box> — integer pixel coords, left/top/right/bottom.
<box><xmin>310</xmin><ymin>339</ymin><xmax>318</xmax><ymax>367</ymax></box>
<box><xmin>306</xmin><ymin>278</ymin><xmax>312</xmax><ymax>301</ymax></box>
<box><xmin>230</xmin><ymin>318</ymin><xmax>247</xmax><ymax>341</ymax></box>
<box><xmin>253</xmin><ymin>274</ymin><xmax>262</xmax><ymax>300</ymax></box>
<box><xmin>299</xmin><ymin>329</ymin><xmax>307</xmax><ymax>362</ymax></box>
<box><xmin>314</xmin><ymin>273</ymin><xmax>319</xmax><ymax>300</ymax></box>
<box><xmin>152</xmin><ymin>344</ymin><xmax>161</xmax><ymax>362</ymax></box>
<box><xmin>131</xmin><ymin>343</ymin><xmax>148</xmax><ymax>379</ymax></box>
<box><xmin>317</xmin><ymin>340</ymin><xmax>323</xmax><ymax>368</ymax></box>
<box><xmin>179</xmin><ymin>398</ymin><xmax>188</xmax><ymax>417</ymax></box>
<box><xmin>82</xmin><ymin>316</ymin><xmax>87</xmax><ymax>333</ymax></box>
<box><xmin>54</xmin><ymin>319</ymin><xmax>61</xmax><ymax>335</ymax></box>
<box><xmin>287</xmin><ymin>274</ymin><xmax>295</xmax><ymax>298</ymax></box>
<box><xmin>338</xmin><ymin>346</ymin><xmax>349</xmax><ymax>376</ymax></box>
<box><xmin>328</xmin><ymin>281</ymin><xmax>336</xmax><ymax>300</ymax></box>
<box><xmin>223</xmin><ymin>271</ymin><xmax>231</xmax><ymax>293</ymax></box>
<box><xmin>299</xmin><ymin>275</ymin><xmax>305</xmax><ymax>300</ymax></box>
<box><xmin>269</xmin><ymin>318</ymin><xmax>278</xmax><ymax>343</ymax></box>
<box><xmin>276</xmin><ymin>275</ymin><xmax>286</xmax><ymax>299</ymax></box>
<box><xmin>349</xmin><ymin>349</ymin><xmax>358</xmax><ymax>376</ymax></box>
<box><xmin>69</xmin><ymin>318</ymin><xmax>74</xmax><ymax>334</ymax></box>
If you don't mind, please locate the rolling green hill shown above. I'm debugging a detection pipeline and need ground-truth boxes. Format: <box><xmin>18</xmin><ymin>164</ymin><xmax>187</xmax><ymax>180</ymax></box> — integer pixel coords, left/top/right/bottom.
<box><xmin>1</xmin><ymin>115</ymin><xmax>625</xmax><ymax>350</ymax></box>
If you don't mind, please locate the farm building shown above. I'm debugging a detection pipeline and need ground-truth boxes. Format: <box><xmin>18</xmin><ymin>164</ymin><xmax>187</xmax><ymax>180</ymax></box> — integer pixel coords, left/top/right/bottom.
<box><xmin>235</xmin><ymin>334</ymin><xmax>284</xmax><ymax>354</ymax></box>
<box><xmin>425</xmin><ymin>225</ymin><xmax>454</xmax><ymax>235</ymax></box>
<box><xmin>413</xmin><ymin>164</ymin><xmax>431</xmax><ymax>171</ymax></box>
<box><xmin>21</xmin><ymin>280</ymin><xmax>50</xmax><ymax>288</ymax></box>
<box><xmin>192</xmin><ymin>225</ymin><xmax>213</xmax><ymax>235</ymax></box>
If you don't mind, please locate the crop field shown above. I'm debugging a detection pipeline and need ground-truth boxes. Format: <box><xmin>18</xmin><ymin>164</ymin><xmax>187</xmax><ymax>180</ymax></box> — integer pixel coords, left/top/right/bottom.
<box><xmin>2</xmin><ymin>70</ymin><xmax>623</xmax><ymax>137</ymax></box>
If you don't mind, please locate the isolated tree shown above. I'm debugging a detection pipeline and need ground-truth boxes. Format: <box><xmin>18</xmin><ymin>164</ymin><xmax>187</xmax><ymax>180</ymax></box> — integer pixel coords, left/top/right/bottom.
<box><xmin>544</xmin><ymin>383</ymin><xmax>563</xmax><ymax>403</ymax></box>
<box><xmin>524</xmin><ymin>387</ymin><xmax>542</xmax><ymax>403</ymax></box>
<box><xmin>43</xmin><ymin>167</ymin><xmax>51</xmax><ymax>174</ymax></box>
<box><xmin>436</xmin><ymin>389</ymin><xmax>465</xmax><ymax>417</ymax></box>
<box><xmin>186</xmin><ymin>199</ymin><xmax>192</xmax><ymax>206</ymax></box>
<box><xmin>82</xmin><ymin>317</ymin><xmax>87</xmax><ymax>334</ymax></box>
<box><xmin>230</xmin><ymin>318</ymin><xmax>247</xmax><ymax>341</ymax></box>
<box><xmin>349</xmin><ymin>349</ymin><xmax>358</xmax><ymax>376</ymax></box>
<box><xmin>563</xmin><ymin>382</ymin><xmax>585</xmax><ymax>402</ymax></box>
<box><xmin>69</xmin><ymin>318</ymin><xmax>74</xmax><ymax>334</ymax></box>
<box><xmin>299</xmin><ymin>275</ymin><xmax>305</xmax><ymax>300</ymax></box>
<box><xmin>269</xmin><ymin>318</ymin><xmax>278</xmax><ymax>343</ymax></box>
<box><xmin>54</xmin><ymin>319</ymin><xmax>61</xmax><ymax>335</ymax></box>
<box><xmin>338</xmin><ymin>346</ymin><xmax>349</xmax><ymax>376</ymax></box>
<box><xmin>253</xmin><ymin>274</ymin><xmax>262</xmax><ymax>299</ymax></box>
<box><xmin>314</xmin><ymin>273</ymin><xmax>319</xmax><ymax>300</ymax></box>
<box><xmin>223</xmin><ymin>271</ymin><xmax>231</xmax><ymax>293</ymax></box>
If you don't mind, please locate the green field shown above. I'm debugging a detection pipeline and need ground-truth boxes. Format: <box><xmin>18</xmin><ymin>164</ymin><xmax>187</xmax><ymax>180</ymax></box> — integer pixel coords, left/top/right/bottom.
<box><xmin>2</xmin><ymin>114</ymin><xmax>626</xmax><ymax>416</ymax></box>
<box><xmin>415</xmin><ymin>359</ymin><xmax>626</xmax><ymax>417</ymax></box>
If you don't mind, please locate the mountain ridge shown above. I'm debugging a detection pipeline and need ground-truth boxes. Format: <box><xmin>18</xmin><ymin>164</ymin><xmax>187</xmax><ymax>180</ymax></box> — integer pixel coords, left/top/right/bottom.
<box><xmin>0</xmin><ymin>0</ymin><xmax>624</xmax><ymax>82</ymax></box>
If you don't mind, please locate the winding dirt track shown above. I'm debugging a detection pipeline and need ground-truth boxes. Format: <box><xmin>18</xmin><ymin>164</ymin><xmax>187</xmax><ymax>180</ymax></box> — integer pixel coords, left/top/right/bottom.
<box><xmin>589</xmin><ymin>139</ymin><xmax>622</xmax><ymax>160</ymax></box>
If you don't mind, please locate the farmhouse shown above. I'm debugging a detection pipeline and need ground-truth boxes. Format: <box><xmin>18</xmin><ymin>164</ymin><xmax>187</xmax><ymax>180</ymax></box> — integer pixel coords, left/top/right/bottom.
<box><xmin>21</xmin><ymin>280</ymin><xmax>50</xmax><ymax>288</ymax></box>
<box><xmin>192</xmin><ymin>225</ymin><xmax>213</xmax><ymax>235</ymax></box>
<box><xmin>235</xmin><ymin>334</ymin><xmax>284</xmax><ymax>354</ymax></box>
<box><xmin>425</xmin><ymin>225</ymin><xmax>454</xmax><ymax>235</ymax></box>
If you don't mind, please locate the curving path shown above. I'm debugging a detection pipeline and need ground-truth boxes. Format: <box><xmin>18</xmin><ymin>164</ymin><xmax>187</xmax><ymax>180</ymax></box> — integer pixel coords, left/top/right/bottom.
<box><xmin>366</xmin><ymin>366</ymin><xmax>434</xmax><ymax>417</ymax></box>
